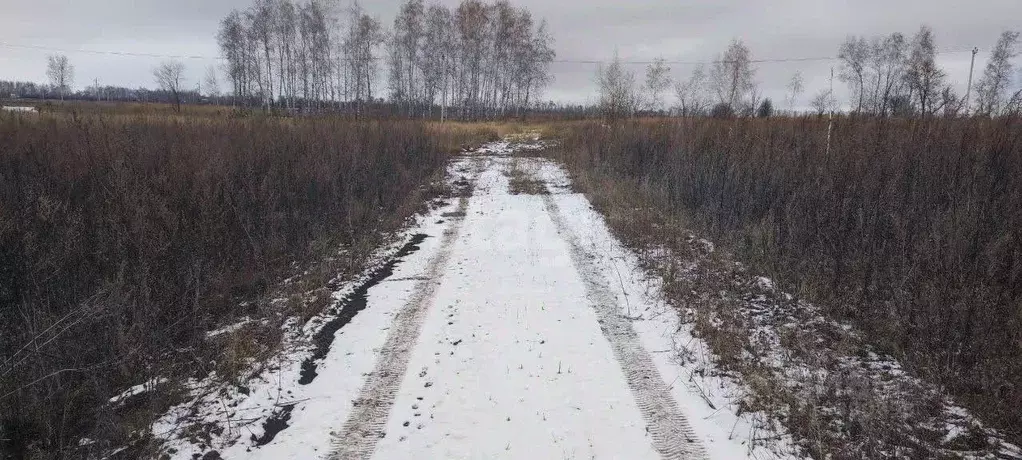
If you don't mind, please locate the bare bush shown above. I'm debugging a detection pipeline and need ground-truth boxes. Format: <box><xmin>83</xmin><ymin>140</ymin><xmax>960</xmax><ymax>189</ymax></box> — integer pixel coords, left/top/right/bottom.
<box><xmin>555</xmin><ymin>118</ymin><xmax>1022</xmax><ymax>446</ymax></box>
<box><xmin>0</xmin><ymin>114</ymin><xmax>461</xmax><ymax>457</ymax></box>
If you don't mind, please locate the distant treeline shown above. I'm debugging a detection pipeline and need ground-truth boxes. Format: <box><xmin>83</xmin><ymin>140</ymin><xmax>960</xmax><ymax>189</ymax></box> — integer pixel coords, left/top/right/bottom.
<box><xmin>0</xmin><ymin>80</ymin><xmax>205</xmax><ymax>106</ymax></box>
<box><xmin>217</xmin><ymin>0</ymin><xmax>556</xmax><ymax>119</ymax></box>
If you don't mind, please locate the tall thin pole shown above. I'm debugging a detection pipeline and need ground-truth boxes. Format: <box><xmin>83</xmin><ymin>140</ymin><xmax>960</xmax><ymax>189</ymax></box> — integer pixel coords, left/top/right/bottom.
<box><xmin>964</xmin><ymin>47</ymin><xmax>979</xmax><ymax>114</ymax></box>
<box><xmin>826</xmin><ymin>67</ymin><xmax>834</xmax><ymax>157</ymax></box>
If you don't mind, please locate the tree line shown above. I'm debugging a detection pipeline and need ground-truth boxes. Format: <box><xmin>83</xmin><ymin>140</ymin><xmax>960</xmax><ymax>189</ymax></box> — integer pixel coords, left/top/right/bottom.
<box><xmin>216</xmin><ymin>0</ymin><xmax>556</xmax><ymax>119</ymax></box>
<box><xmin>598</xmin><ymin>26</ymin><xmax>1022</xmax><ymax>119</ymax></box>
<box><xmin>0</xmin><ymin>78</ymin><xmax>205</xmax><ymax>107</ymax></box>
<box><xmin>2</xmin><ymin>56</ymin><xmax>207</xmax><ymax>108</ymax></box>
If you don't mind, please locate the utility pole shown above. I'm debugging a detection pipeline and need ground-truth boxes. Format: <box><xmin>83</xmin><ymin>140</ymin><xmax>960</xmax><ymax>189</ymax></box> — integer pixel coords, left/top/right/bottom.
<box><xmin>964</xmin><ymin>47</ymin><xmax>979</xmax><ymax>114</ymax></box>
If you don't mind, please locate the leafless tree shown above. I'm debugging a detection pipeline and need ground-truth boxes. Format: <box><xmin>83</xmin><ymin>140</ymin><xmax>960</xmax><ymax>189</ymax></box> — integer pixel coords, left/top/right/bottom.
<box><xmin>904</xmin><ymin>26</ymin><xmax>946</xmax><ymax>117</ymax></box>
<box><xmin>810</xmin><ymin>89</ymin><xmax>835</xmax><ymax>116</ymax></box>
<box><xmin>674</xmin><ymin>65</ymin><xmax>707</xmax><ymax>116</ymax></box>
<box><xmin>643</xmin><ymin>57</ymin><xmax>671</xmax><ymax>112</ymax></box>
<box><xmin>204</xmin><ymin>66</ymin><xmax>221</xmax><ymax>103</ymax></box>
<box><xmin>868</xmin><ymin>33</ymin><xmax>908</xmax><ymax>116</ymax></box>
<box><xmin>454</xmin><ymin>0</ymin><xmax>489</xmax><ymax>119</ymax></box>
<box><xmin>745</xmin><ymin>84</ymin><xmax>762</xmax><ymax>116</ymax></box>
<box><xmin>597</xmin><ymin>51</ymin><xmax>638</xmax><ymax>120</ymax></box>
<box><xmin>214</xmin><ymin>0</ymin><xmax>553</xmax><ymax>118</ymax></box>
<box><xmin>420</xmin><ymin>4</ymin><xmax>455</xmax><ymax>117</ymax></box>
<box><xmin>512</xmin><ymin>17</ymin><xmax>554</xmax><ymax>115</ymax></box>
<box><xmin>346</xmin><ymin>5</ymin><xmax>385</xmax><ymax>109</ymax></box>
<box><xmin>388</xmin><ymin>0</ymin><xmax>425</xmax><ymax>114</ymax></box>
<box><xmin>275</xmin><ymin>0</ymin><xmax>298</xmax><ymax>108</ymax></box>
<box><xmin>709</xmin><ymin>39</ymin><xmax>755</xmax><ymax>112</ymax></box>
<box><xmin>252</xmin><ymin>0</ymin><xmax>277</xmax><ymax>106</ymax></box>
<box><xmin>940</xmin><ymin>86</ymin><xmax>963</xmax><ymax>117</ymax></box>
<box><xmin>301</xmin><ymin>1</ymin><xmax>331</xmax><ymax>106</ymax></box>
<box><xmin>218</xmin><ymin>10</ymin><xmax>248</xmax><ymax>100</ymax></box>
<box><xmin>838</xmin><ymin>36</ymin><xmax>869</xmax><ymax>113</ymax></box>
<box><xmin>975</xmin><ymin>30</ymin><xmax>1020</xmax><ymax>116</ymax></box>
<box><xmin>786</xmin><ymin>71</ymin><xmax>805</xmax><ymax>112</ymax></box>
<box><xmin>46</xmin><ymin>54</ymin><xmax>74</xmax><ymax>101</ymax></box>
<box><xmin>154</xmin><ymin>61</ymin><xmax>186</xmax><ymax>111</ymax></box>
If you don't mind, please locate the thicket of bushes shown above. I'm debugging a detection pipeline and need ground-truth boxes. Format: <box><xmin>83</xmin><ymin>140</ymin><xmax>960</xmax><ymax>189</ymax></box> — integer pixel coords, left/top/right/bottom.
<box><xmin>557</xmin><ymin>117</ymin><xmax>1022</xmax><ymax>440</ymax></box>
<box><xmin>0</xmin><ymin>113</ymin><xmax>472</xmax><ymax>457</ymax></box>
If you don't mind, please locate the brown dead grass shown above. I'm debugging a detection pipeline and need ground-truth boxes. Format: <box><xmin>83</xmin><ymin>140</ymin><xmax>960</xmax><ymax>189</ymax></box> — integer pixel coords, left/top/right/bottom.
<box><xmin>0</xmin><ymin>112</ymin><xmax>482</xmax><ymax>458</ymax></box>
<box><xmin>552</xmin><ymin>117</ymin><xmax>1022</xmax><ymax>457</ymax></box>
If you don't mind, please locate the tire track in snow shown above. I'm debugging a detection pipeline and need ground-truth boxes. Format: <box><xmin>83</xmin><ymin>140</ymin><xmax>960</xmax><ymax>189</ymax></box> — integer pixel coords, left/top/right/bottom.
<box><xmin>542</xmin><ymin>193</ymin><xmax>709</xmax><ymax>460</ymax></box>
<box><xmin>326</xmin><ymin>157</ymin><xmax>486</xmax><ymax>460</ymax></box>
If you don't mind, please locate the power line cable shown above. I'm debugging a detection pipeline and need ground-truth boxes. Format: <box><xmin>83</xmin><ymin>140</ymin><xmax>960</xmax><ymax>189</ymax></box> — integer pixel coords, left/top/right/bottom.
<box><xmin>0</xmin><ymin>41</ymin><xmax>222</xmax><ymax>60</ymax></box>
<box><xmin>551</xmin><ymin>47</ymin><xmax>980</xmax><ymax>65</ymax></box>
<box><xmin>0</xmin><ymin>41</ymin><xmax>982</xmax><ymax>65</ymax></box>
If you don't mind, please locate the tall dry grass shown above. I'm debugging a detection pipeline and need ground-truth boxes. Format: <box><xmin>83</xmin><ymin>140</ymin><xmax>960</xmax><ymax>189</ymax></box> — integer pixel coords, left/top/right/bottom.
<box><xmin>556</xmin><ymin>117</ymin><xmax>1022</xmax><ymax>441</ymax></box>
<box><xmin>0</xmin><ymin>113</ymin><xmax>489</xmax><ymax>457</ymax></box>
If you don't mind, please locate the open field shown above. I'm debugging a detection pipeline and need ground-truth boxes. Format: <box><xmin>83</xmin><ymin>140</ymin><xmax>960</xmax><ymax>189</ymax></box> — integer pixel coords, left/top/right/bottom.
<box><xmin>0</xmin><ymin>110</ymin><xmax>498</xmax><ymax>458</ymax></box>
<box><xmin>1</xmin><ymin>110</ymin><xmax>1021</xmax><ymax>460</ymax></box>
<box><xmin>6</xmin><ymin>0</ymin><xmax>1022</xmax><ymax>457</ymax></box>
<box><xmin>553</xmin><ymin>117</ymin><xmax>1022</xmax><ymax>452</ymax></box>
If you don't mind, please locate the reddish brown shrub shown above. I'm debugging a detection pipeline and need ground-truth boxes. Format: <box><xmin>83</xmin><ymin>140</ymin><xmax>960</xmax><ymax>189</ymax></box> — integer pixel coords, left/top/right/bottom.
<box><xmin>0</xmin><ymin>114</ymin><xmax>452</xmax><ymax>457</ymax></box>
<box><xmin>557</xmin><ymin>117</ymin><xmax>1022</xmax><ymax>442</ymax></box>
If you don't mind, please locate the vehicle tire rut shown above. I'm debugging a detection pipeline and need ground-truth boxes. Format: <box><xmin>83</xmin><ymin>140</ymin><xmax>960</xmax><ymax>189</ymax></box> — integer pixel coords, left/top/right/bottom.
<box><xmin>542</xmin><ymin>193</ymin><xmax>709</xmax><ymax>460</ymax></box>
<box><xmin>326</xmin><ymin>159</ymin><xmax>485</xmax><ymax>460</ymax></box>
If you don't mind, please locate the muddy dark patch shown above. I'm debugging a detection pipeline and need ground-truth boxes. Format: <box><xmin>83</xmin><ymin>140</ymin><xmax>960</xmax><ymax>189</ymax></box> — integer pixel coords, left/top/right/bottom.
<box><xmin>505</xmin><ymin>159</ymin><xmax>549</xmax><ymax>195</ymax></box>
<box><xmin>299</xmin><ymin>233</ymin><xmax>429</xmax><ymax>385</ymax></box>
<box><xmin>251</xmin><ymin>404</ymin><xmax>295</xmax><ymax>446</ymax></box>
<box><xmin>451</xmin><ymin>176</ymin><xmax>474</xmax><ymax>197</ymax></box>
<box><xmin>441</xmin><ymin>211</ymin><xmax>466</xmax><ymax>218</ymax></box>
<box><xmin>508</xmin><ymin>178</ymin><xmax>549</xmax><ymax>195</ymax></box>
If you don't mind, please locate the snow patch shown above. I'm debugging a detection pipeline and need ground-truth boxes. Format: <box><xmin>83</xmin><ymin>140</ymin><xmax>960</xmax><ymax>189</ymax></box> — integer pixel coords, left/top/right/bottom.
<box><xmin>108</xmin><ymin>378</ymin><xmax>170</xmax><ymax>406</ymax></box>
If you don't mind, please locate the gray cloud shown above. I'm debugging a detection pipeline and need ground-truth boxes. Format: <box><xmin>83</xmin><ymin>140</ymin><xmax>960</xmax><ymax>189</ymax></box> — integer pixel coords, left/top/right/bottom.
<box><xmin>1</xmin><ymin>0</ymin><xmax>1019</xmax><ymax>107</ymax></box>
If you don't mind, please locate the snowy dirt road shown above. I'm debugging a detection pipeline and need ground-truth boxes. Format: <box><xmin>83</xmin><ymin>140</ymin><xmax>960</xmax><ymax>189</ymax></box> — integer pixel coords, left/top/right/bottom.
<box><xmin>157</xmin><ymin>139</ymin><xmax>794</xmax><ymax>460</ymax></box>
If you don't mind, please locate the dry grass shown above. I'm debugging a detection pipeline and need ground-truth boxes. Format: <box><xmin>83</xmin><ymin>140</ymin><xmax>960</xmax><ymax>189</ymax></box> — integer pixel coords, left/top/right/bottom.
<box><xmin>30</xmin><ymin>99</ymin><xmax>232</xmax><ymax>118</ymax></box>
<box><xmin>553</xmin><ymin>117</ymin><xmax>1022</xmax><ymax>454</ymax></box>
<box><xmin>0</xmin><ymin>112</ymin><xmax>484</xmax><ymax>458</ymax></box>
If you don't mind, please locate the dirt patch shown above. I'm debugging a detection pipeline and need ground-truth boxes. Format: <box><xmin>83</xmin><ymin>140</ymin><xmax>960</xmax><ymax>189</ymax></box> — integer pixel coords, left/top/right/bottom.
<box><xmin>505</xmin><ymin>157</ymin><xmax>549</xmax><ymax>195</ymax></box>
<box><xmin>299</xmin><ymin>233</ymin><xmax>429</xmax><ymax>385</ymax></box>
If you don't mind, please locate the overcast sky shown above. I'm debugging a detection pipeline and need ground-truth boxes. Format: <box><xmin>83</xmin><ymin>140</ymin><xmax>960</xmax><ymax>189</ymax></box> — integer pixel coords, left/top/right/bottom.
<box><xmin>2</xmin><ymin>0</ymin><xmax>1020</xmax><ymax>107</ymax></box>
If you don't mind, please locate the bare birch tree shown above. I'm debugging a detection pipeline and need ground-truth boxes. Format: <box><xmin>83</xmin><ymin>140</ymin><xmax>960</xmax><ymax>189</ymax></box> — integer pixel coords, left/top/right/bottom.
<box><xmin>868</xmin><ymin>33</ymin><xmax>908</xmax><ymax>116</ymax></box>
<box><xmin>154</xmin><ymin>60</ymin><xmax>186</xmax><ymax>111</ymax></box>
<box><xmin>810</xmin><ymin>88</ymin><xmax>835</xmax><ymax>116</ymax></box>
<box><xmin>46</xmin><ymin>54</ymin><xmax>74</xmax><ymax>100</ymax></box>
<box><xmin>786</xmin><ymin>71</ymin><xmax>804</xmax><ymax>112</ymax></box>
<box><xmin>975</xmin><ymin>30</ymin><xmax>1020</xmax><ymax>116</ymax></box>
<box><xmin>420</xmin><ymin>4</ymin><xmax>455</xmax><ymax>116</ymax></box>
<box><xmin>389</xmin><ymin>0</ymin><xmax>425</xmax><ymax>113</ymax></box>
<box><xmin>218</xmin><ymin>11</ymin><xmax>248</xmax><ymax>100</ymax></box>
<box><xmin>674</xmin><ymin>65</ymin><xmax>707</xmax><ymax>116</ymax></box>
<box><xmin>709</xmin><ymin>39</ymin><xmax>754</xmax><ymax>112</ymax></box>
<box><xmin>204</xmin><ymin>66</ymin><xmax>221</xmax><ymax>103</ymax></box>
<box><xmin>643</xmin><ymin>57</ymin><xmax>671</xmax><ymax>112</ymax></box>
<box><xmin>214</xmin><ymin>0</ymin><xmax>553</xmax><ymax>118</ymax></box>
<box><xmin>454</xmin><ymin>0</ymin><xmax>489</xmax><ymax>119</ymax></box>
<box><xmin>838</xmin><ymin>36</ymin><xmax>869</xmax><ymax>113</ymax></box>
<box><xmin>597</xmin><ymin>51</ymin><xmax>638</xmax><ymax>120</ymax></box>
<box><xmin>904</xmin><ymin>26</ymin><xmax>946</xmax><ymax>117</ymax></box>
<box><xmin>345</xmin><ymin>5</ymin><xmax>385</xmax><ymax>107</ymax></box>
